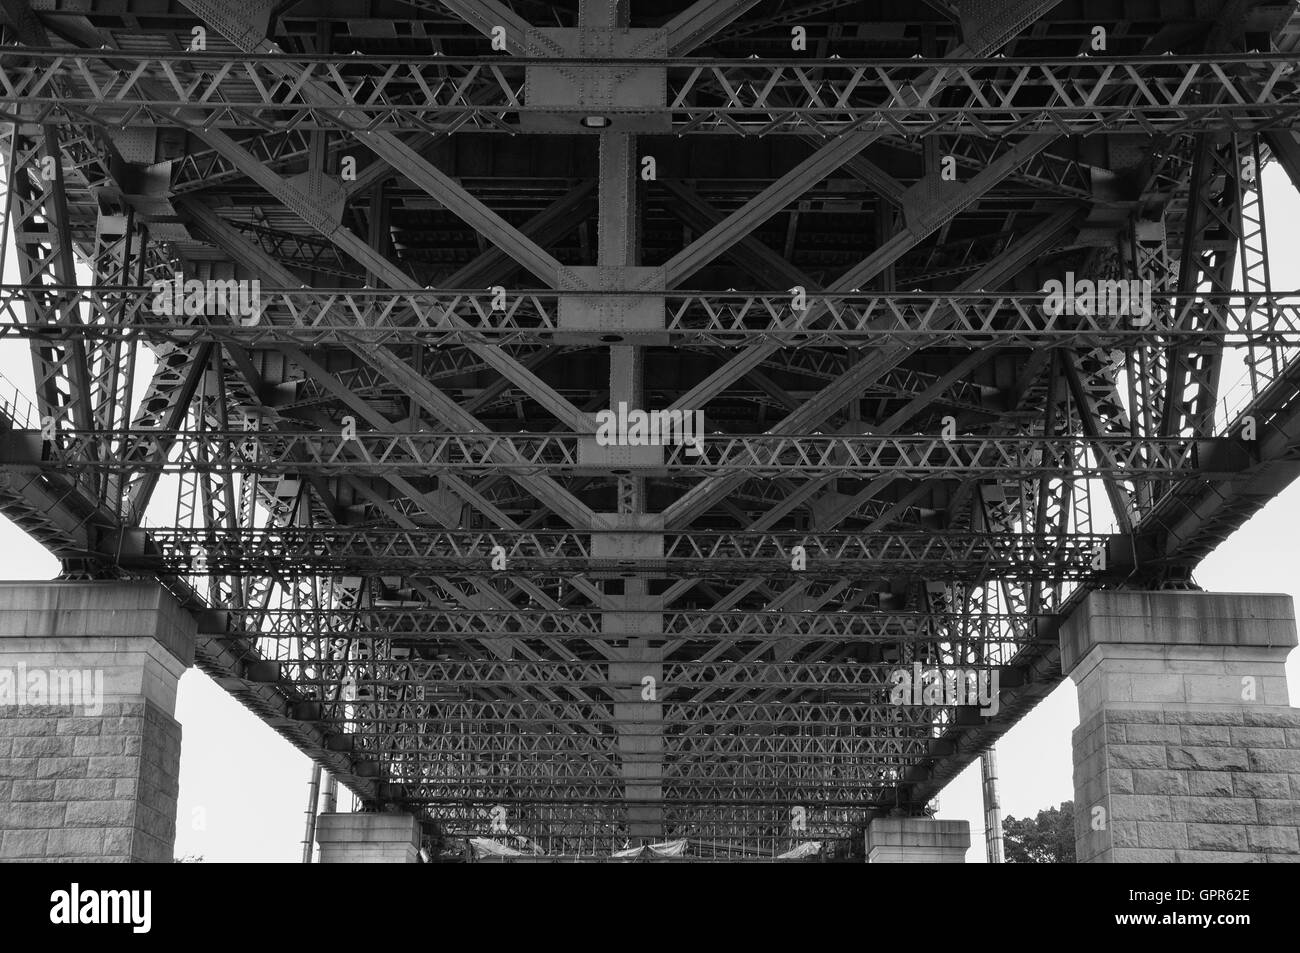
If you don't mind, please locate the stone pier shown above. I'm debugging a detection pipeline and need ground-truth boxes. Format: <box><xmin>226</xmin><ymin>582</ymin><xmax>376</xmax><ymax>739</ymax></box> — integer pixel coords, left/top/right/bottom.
<box><xmin>315</xmin><ymin>812</ymin><xmax>422</xmax><ymax>863</ymax></box>
<box><xmin>1062</xmin><ymin>590</ymin><xmax>1300</xmax><ymax>862</ymax></box>
<box><xmin>864</xmin><ymin>817</ymin><xmax>970</xmax><ymax>862</ymax></box>
<box><xmin>0</xmin><ymin>582</ymin><xmax>195</xmax><ymax>862</ymax></box>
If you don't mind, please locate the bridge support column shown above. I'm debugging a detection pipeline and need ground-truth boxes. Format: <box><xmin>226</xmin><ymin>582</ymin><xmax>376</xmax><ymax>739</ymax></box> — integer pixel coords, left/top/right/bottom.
<box><xmin>864</xmin><ymin>818</ymin><xmax>970</xmax><ymax>862</ymax></box>
<box><xmin>601</xmin><ymin>573</ymin><xmax>665</xmax><ymax>844</ymax></box>
<box><xmin>314</xmin><ymin>812</ymin><xmax>421</xmax><ymax>863</ymax></box>
<box><xmin>0</xmin><ymin>581</ymin><xmax>194</xmax><ymax>862</ymax></box>
<box><xmin>1062</xmin><ymin>590</ymin><xmax>1300</xmax><ymax>862</ymax></box>
<box><xmin>609</xmin><ymin>643</ymin><xmax>664</xmax><ymax>843</ymax></box>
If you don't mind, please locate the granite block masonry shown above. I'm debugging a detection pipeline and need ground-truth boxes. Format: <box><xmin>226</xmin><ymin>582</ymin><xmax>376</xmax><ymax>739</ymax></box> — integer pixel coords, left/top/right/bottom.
<box><xmin>0</xmin><ymin>582</ymin><xmax>195</xmax><ymax>862</ymax></box>
<box><xmin>1062</xmin><ymin>590</ymin><xmax>1300</xmax><ymax>863</ymax></box>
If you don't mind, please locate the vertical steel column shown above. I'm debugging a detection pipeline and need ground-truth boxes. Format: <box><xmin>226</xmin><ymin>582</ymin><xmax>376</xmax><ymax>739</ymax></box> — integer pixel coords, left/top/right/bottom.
<box><xmin>323</xmin><ymin>773</ymin><xmax>338</xmax><ymax>813</ymax></box>
<box><xmin>981</xmin><ymin>748</ymin><xmax>1004</xmax><ymax>863</ymax></box>
<box><xmin>1163</xmin><ymin>135</ymin><xmax>1241</xmax><ymax>438</ymax></box>
<box><xmin>1237</xmin><ymin>133</ymin><xmax>1284</xmax><ymax>397</ymax></box>
<box><xmin>302</xmin><ymin>763</ymin><xmax>323</xmax><ymax>862</ymax></box>
<box><xmin>586</xmin><ymin>0</ymin><xmax>666</xmax><ymax>844</ymax></box>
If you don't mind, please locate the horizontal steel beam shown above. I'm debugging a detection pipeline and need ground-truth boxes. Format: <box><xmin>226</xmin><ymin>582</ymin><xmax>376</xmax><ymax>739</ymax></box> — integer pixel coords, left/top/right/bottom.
<box><xmin>22</xmin><ymin>426</ymin><xmax>1227</xmax><ymax>473</ymax></box>
<box><xmin>289</xmin><ymin>699</ymin><xmax>980</xmax><ymax>727</ymax></box>
<box><xmin>104</xmin><ymin>526</ymin><xmax>1114</xmax><ymax>578</ymax></box>
<box><xmin>207</xmin><ymin>607</ymin><xmax>1047</xmax><ymax>642</ymax></box>
<box><xmin>21</xmin><ymin>429</ymin><xmax>1245</xmax><ymax>482</ymax></box>
<box><xmin>256</xmin><ymin>657</ymin><xmax>1007</xmax><ymax>683</ymax></box>
<box><xmin>5</xmin><ymin>50</ymin><xmax>1299</xmax><ymax>136</ymax></box>
<box><xmin>7</xmin><ymin>287</ymin><xmax>1300</xmax><ymax>349</ymax></box>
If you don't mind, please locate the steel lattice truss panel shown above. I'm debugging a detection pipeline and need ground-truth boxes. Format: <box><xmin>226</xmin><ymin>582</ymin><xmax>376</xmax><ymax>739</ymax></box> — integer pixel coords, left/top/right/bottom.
<box><xmin>4</xmin><ymin>0</ymin><xmax>1300</xmax><ymax>859</ymax></box>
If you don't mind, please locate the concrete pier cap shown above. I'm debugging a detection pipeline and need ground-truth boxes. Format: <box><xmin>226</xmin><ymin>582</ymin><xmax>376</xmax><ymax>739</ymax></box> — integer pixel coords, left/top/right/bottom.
<box><xmin>864</xmin><ymin>817</ymin><xmax>970</xmax><ymax>863</ymax></box>
<box><xmin>315</xmin><ymin>812</ymin><xmax>422</xmax><ymax>863</ymax></box>
<box><xmin>1060</xmin><ymin>590</ymin><xmax>1297</xmax><ymax>711</ymax></box>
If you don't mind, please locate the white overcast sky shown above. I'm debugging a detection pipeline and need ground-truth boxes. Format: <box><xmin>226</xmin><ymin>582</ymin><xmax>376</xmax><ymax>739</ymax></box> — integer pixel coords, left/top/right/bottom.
<box><xmin>1</xmin><ymin>162</ymin><xmax>1297</xmax><ymax>863</ymax></box>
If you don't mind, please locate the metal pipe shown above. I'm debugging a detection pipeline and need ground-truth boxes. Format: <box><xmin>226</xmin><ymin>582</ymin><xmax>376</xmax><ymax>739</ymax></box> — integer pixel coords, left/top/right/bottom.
<box><xmin>981</xmin><ymin>748</ymin><xmax>1004</xmax><ymax>863</ymax></box>
<box><xmin>301</xmin><ymin>763</ymin><xmax>323</xmax><ymax>863</ymax></box>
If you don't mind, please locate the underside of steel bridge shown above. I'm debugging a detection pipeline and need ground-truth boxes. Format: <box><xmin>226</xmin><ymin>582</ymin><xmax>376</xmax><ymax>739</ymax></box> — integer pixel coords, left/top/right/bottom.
<box><xmin>3</xmin><ymin>0</ymin><xmax>1300</xmax><ymax>861</ymax></box>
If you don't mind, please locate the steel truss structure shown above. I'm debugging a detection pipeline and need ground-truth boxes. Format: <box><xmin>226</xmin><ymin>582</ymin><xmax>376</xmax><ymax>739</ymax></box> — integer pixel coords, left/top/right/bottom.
<box><xmin>4</xmin><ymin>0</ymin><xmax>1300</xmax><ymax>859</ymax></box>
<box><xmin>7</xmin><ymin>49</ymin><xmax>1300</xmax><ymax>136</ymax></box>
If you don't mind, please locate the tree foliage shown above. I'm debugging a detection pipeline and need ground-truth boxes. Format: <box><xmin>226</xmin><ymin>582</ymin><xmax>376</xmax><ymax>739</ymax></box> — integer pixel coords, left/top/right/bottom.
<box><xmin>1002</xmin><ymin>801</ymin><xmax>1075</xmax><ymax>863</ymax></box>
